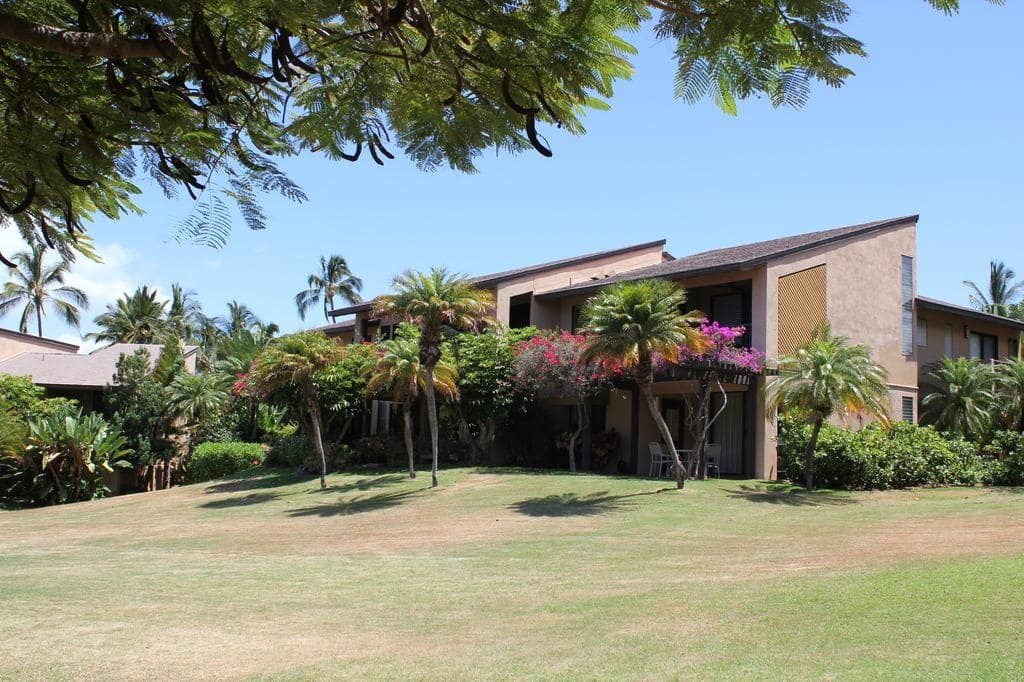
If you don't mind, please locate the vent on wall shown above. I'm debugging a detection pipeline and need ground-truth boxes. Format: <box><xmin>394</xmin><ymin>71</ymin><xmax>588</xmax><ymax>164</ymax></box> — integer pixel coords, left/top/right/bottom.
<box><xmin>777</xmin><ymin>265</ymin><xmax>827</xmax><ymax>355</ymax></box>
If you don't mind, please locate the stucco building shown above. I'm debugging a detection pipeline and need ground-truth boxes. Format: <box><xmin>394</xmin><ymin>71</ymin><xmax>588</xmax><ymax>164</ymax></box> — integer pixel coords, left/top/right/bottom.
<box><xmin>325</xmin><ymin>215</ymin><xmax>1023</xmax><ymax>479</ymax></box>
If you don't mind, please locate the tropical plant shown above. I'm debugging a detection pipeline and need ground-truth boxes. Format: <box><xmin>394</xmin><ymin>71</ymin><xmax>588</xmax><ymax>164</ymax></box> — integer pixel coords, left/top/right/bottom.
<box><xmin>365</xmin><ymin>333</ymin><xmax>458</xmax><ymax>479</ymax></box>
<box><xmin>997</xmin><ymin>358</ymin><xmax>1024</xmax><ymax>433</ymax></box>
<box><xmin>247</xmin><ymin>332</ymin><xmax>345</xmax><ymax>489</ymax></box>
<box><xmin>217</xmin><ymin>301</ymin><xmax>261</xmax><ymax>336</ymax></box>
<box><xmin>963</xmin><ymin>261</ymin><xmax>1024</xmax><ymax>317</ymax></box>
<box><xmin>0</xmin><ymin>244</ymin><xmax>88</xmax><ymax>337</ymax></box>
<box><xmin>2</xmin><ymin>408</ymin><xmax>132</xmax><ymax>506</ymax></box>
<box><xmin>0</xmin><ymin>2</ymin><xmax>1002</xmax><ymax>256</ymax></box>
<box><xmin>921</xmin><ymin>357</ymin><xmax>997</xmax><ymax>439</ymax></box>
<box><xmin>580</xmin><ymin>279</ymin><xmax>707</xmax><ymax>489</ymax></box>
<box><xmin>373</xmin><ymin>268</ymin><xmax>494</xmax><ymax>487</ymax></box>
<box><xmin>89</xmin><ymin>286</ymin><xmax>169</xmax><ymax>344</ymax></box>
<box><xmin>166</xmin><ymin>372</ymin><xmax>232</xmax><ymax>468</ymax></box>
<box><xmin>166</xmin><ymin>284</ymin><xmax>206</xmax><ymax>345</ymax></box>
<box><xmin>295</xmin><ymin>255</ymin><xmax>363</xmax><ymax>322</ymax></box>
<box><xmin>765</xmin><ymin>324</ymin><xmax>891</xmax><ymax>490</ymax></box>
<box><xmin>515</xmin><ymin>332</ymin><xmax>616</xmax><ymax>473</ymax></box>
<box><xmin>186</xmin><ymin>442</ymin><xmax>265</xmax><ymax>483</ymax></box>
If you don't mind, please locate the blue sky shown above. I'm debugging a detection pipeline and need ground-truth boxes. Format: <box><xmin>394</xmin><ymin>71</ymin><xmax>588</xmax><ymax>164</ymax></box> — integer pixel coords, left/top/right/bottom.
<box><xmin>3</xmin><ymin>1</ymin><xmax>1021</xmax><ymax>348</ymax></box>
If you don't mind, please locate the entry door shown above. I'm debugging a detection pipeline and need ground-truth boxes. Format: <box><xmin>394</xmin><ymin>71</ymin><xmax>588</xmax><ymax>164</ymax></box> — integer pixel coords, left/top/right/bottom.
<box><xmin>711</xmin><ymin>393</ymin><xmax>744</xmax><ymax>475</ymax></box>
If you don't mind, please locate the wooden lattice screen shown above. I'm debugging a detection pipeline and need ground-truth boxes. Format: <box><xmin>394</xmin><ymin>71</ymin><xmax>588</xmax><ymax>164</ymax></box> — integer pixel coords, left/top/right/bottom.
<box><xmin>777</xmin><ymin>265</ymin><xmax>827</xmax><ymax>355</ymax></box>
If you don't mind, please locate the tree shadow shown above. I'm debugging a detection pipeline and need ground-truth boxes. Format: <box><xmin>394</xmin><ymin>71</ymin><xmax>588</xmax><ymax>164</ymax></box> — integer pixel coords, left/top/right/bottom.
<box><xmin>200</xmin><ymin>492</ymin><xmax>282</xmax><ymax>509</ymax></box>
<box><xmin>202</xmin><ymin>468</ymin><xmax>303</xmax><ymax>494</ymax></box>
<box><xmin>510</xmin><ymin>489</ymin><xmax>672</xmax><ymax>517</ymax></box>
<box><xmin>329</xmin><ymin>474</ymin><xmax>410</xmax><ymax>494</ymax></box>
<box><xmin>726</xmin><ymin>483</ymin><xmax>858</xmax><ymax>507</ymax></box>
<box><xmin>286</xmin><ymin>488</ymin><xmax>424</xmax><ymax>518</ymax></box>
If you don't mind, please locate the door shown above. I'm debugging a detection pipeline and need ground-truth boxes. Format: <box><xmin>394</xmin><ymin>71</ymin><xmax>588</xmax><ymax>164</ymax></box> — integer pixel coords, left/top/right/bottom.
<box><xmin>711</xmin><ymin>392</ymin><xmax>745</xmax><ymax>475</ymax></box>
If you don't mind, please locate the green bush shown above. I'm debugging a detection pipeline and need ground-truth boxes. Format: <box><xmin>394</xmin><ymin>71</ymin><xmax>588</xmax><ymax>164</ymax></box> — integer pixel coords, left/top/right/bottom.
<box><xmin>982</xmin><ymin>431</ymin><xmax>1024</xmax><ymax>486</ymax></box>
<box><xmin>265</xmin><ymin>432</ymin><xmax>317</xmax><ymax>469</ymax></box>
<box><xmin>187</xmin><ymin>442</ymin><xmax>265</xmax><ymax>483</ymax></box>
<box><xmin>778</xmin><ymin>417</ymin><xmax>984</xmax><ymax>490</ymax></box>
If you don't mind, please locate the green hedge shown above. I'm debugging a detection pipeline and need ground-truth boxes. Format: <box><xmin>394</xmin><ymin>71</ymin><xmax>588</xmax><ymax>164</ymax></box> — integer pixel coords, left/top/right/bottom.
<box><xmin>982</xmin><ymin>431</ymin><xmax>1024</xmax><ymax>486</ymax></box>
<box><xmin>778</xmin><ymin>420</ymin><xmax>986</xmax><ymax>490</ymax></box>
<box><xmin>187</xmin><ymin>442</ymin><xmax>265</xmax><ymax>483</ymax></box>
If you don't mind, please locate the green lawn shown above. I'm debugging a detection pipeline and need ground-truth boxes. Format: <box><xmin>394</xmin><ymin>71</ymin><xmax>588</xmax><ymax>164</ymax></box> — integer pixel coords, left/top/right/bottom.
<box><xmin>1</xmin><ymin>468</ymin><xmax>1023</xmax><ymax>680</ymax></box>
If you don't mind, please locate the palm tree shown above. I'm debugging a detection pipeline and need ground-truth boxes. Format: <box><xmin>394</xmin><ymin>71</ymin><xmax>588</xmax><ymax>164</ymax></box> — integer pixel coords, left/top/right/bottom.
<box><xmin>217</xmin><ymin>301</ymin><xmax>259</xmax><ymax>336</ymax></box>
<box><xmin>88</xmin><ymin>286</ymin><xmax>168</xmax><ymax>344</ymax></box>
<box><xmin>963</xmin><ymin>261</ymin><xmax>1024</xmax><ymax>317</ymax></box>
<box><xmin>373</xmin><ymin>268</ymin><xmax>494</xmax><ymax>487</ymax></box>
<box><xmin>166</xmin><ymin>372</ymin><xmax>232</xmax><ymax>468</ymax></box>
<box><xmin>295</xmin><ymin>255</ymin><xmax>363</xmax><ymax>322</ymax></box>
<box><xmin>766</xmin><ymin>324</ymin><xmax>891</xmax><ymax>490</ymax></box>
<box><xmin>997</xmin><ymin>358</ymin><xmax>1024</xmax><ymax>433</ymax></box>
<box><xmin>579</xmin><ymin>279</ymin><xmax>707</xmax><ymax>490</ymax></box>
<box><xmin>921</xmin><ymin>357</ymin><xmax>997</xmax><ymax>439</ymax></box>
<box><xmin>248</xmin><ymin>331</ymin><xmax>344</xmax><ymax>489</ymax></box>
<box><xmin>364</xmin><ymin>335</ymin><xmax>458</xmax><ymax>479</ymax></box>
<box><xmin>166</xmin><ymin>284</ymin><xmax>205</xmax><ymax>344</ymax></box>
<box><xmin>0</xmin><ymin>244</ymin><xmax>88</xmax><ymax>337</ymax></box>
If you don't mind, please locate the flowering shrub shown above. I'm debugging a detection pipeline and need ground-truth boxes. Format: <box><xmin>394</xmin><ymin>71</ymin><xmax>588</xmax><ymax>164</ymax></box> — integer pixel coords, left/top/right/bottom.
<box><xmin>514</xmin><ymin>332</ymin><xmax>619</xmax><ymax>399</ymax></box>
<box><xmin>656</xmin><ymin>319</ymin><xmax>765</xmax><ymax>374</ymax></box>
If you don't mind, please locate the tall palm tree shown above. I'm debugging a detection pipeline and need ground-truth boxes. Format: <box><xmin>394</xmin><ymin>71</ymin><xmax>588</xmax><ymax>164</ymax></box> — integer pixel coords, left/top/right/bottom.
<box><xmin>248</xmin><ymin>331</ymin><xmax>344</xmax><ymax>489</ymax></box>
<box><xmin>963</xmin><ymin>261</ymin><xmax>1024</xmax><ymax>317</ymax></box>
<box><xmin>579</xmin><ymin>279</ymin><xmax>707</xmax><ymax>490</ymax></box>
<box><xmin>0</xmin><ymin>244</ymin><xmax>88</xmax><ymax>337</ymax></box>
<box><xmin>364</xmin><ymin>335</ymin><xmax>458</xmax><ymax>479</ymax></box>
<box><xmin>373</xmin><ymin>268</ymin><xmax>494</xmax><ymax>487</ymax></box>
<box><xmin>88</xmin><ymin>286</ymin><xmax>168</xmax><ymax>344</ymax></box>
<box><xmin>295</xmin><ymin>255</ymin><xmax>363</xmax><ymax>322</ymax></box>
<box><xmin>921</xmin><ymin>357</ymin><xmax>996</xmax><ymax>439</ymax></box>
<box><xmin>766</xmin><ymin>324</ymin><xmax>891</xmax><ymax>490</ymax></box>
<box><xmin>217</xmin><ymin>301</ymin><xmax>259</xmax><ymax>336</ymax></box>
<box><xmin>166</xmin><ymin>283</ymin><xmax>205</xmax><ymax>344</ymax></box>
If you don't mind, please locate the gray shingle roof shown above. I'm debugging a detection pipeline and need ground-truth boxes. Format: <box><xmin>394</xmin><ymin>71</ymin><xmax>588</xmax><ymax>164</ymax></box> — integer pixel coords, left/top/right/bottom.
<box><xmin>916</xmin><ymin>296</ymin><xmax>1024</xmax><ymax>331</ymax></box>
<box><xmin>0</xmin><ymin>343</ymin><xmax>198</xmax><ymax>389</ymax></box>
<box><xmin>327</xmin><ymin>239</ymin><xmax>668</xmax><ymax>317</ymax></box>
<box><xmin>535</xmin><ymin>215</ymin><xmax>919</xmax><ymax>300</ymax></box>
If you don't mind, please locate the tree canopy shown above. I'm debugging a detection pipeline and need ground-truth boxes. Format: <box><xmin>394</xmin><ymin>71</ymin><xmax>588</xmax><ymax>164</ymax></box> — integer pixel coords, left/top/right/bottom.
<box><xmin>0</xmin><ymin>1</ymin><xmax>1001</xmax><ymax>256</ymax></box>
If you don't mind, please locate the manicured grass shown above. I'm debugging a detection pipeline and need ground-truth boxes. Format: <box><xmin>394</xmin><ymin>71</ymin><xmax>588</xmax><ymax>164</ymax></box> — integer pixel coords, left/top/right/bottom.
<box><xmin>1</xmin><ymin>468</ymin><xmax>1023</xmax><ymax>680</ymax></box>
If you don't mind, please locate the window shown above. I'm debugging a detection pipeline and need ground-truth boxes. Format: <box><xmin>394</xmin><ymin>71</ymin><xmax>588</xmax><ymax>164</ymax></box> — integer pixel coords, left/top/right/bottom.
<box><xmin>711</xmin><ymin>292</ymin><xmax>751</xmax><ymax>347</ymax></box>
<box><xmin>917</xmin><ymin>318</ymin><xmax>928</xmax><ymax>347</ymax></box>
<box><xmin>508</xmin><ymin>293</ymin><xmax>532</xmax><ymax>329</ymax></box>
<box><xmin>901</xmin><ymin>397</ymin><xmax>915</xmax><ymax>424</ymax></box>
<box><xmin>571</xmin><ymin>305</ymin><xmax>582</xmax><ymax>334</ymax></box>
<box><xmin>901</xmin><ymin>256</ymin><xmax>914</xmax><ymax>355</ymax></box>
<box><xmin>969</xmin><ymin>332</ymin><xmax>997</xmax><ymax>361</ymax></box>
<box><xmin>1010</xmin><ymin>337</ymin><xmax>1020</xmax><ymax>359</ymax></box>
<box><xmin>944</xmin><ymin>324</ymin><xmax>954</xmax><ymax>357</ymax></box>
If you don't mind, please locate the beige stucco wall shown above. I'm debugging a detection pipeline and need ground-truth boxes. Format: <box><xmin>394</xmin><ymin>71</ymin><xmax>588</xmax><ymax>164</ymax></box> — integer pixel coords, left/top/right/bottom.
<box><xmin>916</xmin><ymin>308</ymin><xmax>1022</xmax><ymax>370</ymax></box>
<box><xmin>0</xmin><ymin>332</ymin><xmax>77</xmax><ymax>362</ymax></box>
<box><xmin>495</xmin><ymin>243</ymin><xmax>667</xmax><ymax>327</ymax></box>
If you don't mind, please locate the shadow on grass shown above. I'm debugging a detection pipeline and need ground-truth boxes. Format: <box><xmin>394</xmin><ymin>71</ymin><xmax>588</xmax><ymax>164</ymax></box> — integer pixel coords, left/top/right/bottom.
<box><xmin>329</xmin><ymin>473</ymin><xmax>410</xmax><ymax>494</ymax></box>
<box><xmin>510</xmin><ymin>489</ymin><xmax>672</xmax><ymax>517</ymax></box>
<box><xmin>200</xmin><ymin>491</ymin><xmax>282</xmax><ymax>509</ymax></box>
<box><xmin>726</xmin><ymin>483</ymin><xmax>857</xmax><ymax>506</ymax></box>
<box><xmin>286</xmin><ymin>488</ymin><xmax>425</xmax><ymax>517</ymax></box>
<box><xmin>202</xmin><ymin>467</ymin><xmax>303</xmax><ymax>494</ymax></box>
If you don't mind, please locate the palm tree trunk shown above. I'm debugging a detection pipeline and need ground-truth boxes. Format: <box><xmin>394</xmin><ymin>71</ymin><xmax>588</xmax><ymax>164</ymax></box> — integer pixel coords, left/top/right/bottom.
<box><xmin>35</xmin><ymin>304</ymin><xmax>43</xmax><ymax>337</ymax></box>
<box><xmin>403</xmin><ymin>400</ymin><xmax>416</xmax><ymax>479</ymax></box>
<box><xmin>424</xmin><ymin>365</ymin><xmax>440</xmax><ymax>488</ymax></box>
<box><xmin>804</xmin><ymin>417</ymin><xmax>823</xmax><ymax>490</ymax></box>
<box><xmin>308</xmin><ymin>397</ymin><xmax>328</xmax><ymax>489</ymax></box>
<box><xmin>641</xmin><ymin>380</ymin><xmax>685</xmax><ymax>489</ymax></box>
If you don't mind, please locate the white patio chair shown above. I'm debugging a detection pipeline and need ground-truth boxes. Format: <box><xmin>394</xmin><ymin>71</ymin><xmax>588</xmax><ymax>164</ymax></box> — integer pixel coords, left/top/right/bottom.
<box><xmin>706</xmin><ymin>444</ymin><xmax>722</xmax><ymax>478</ymax></box>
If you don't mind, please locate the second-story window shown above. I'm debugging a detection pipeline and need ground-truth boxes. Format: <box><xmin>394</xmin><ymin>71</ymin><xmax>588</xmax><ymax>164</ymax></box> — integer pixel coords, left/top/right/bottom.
<box><xmin>901</xmin><ymin>256</ymin><xmax>914</xmax><ymax>356</ymax></box>
<box><xmin>969</xmin><ymin>332</ymin><xmax>997</xmax><ymax>361</ymax></box>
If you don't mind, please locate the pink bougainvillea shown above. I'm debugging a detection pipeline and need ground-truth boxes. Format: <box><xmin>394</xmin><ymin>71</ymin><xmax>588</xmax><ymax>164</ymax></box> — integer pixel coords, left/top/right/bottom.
<box><xmin>658</xmin><ymin>319</ymin><xmax>765</xmax><ymax>373</ymax></box>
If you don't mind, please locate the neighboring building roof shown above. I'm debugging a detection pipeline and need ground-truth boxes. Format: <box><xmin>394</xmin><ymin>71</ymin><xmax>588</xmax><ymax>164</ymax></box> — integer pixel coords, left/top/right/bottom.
<box><xmin>317</xmin><ymin>320</ymin><xmax>356</xmax><ymax>335</ymax></box>
<box><xmin>536</xmin><ymin>215</ymin><xmax>920</xmax><ymax>300</ymax></box>
<box><xmin>327</xmin><ymin>239</ymin><xmax>668</xmax><ymax>317</ymax></box>
<box><xmin>916</xmin><ymin>296</ymin><xmax>1024</xmax><ymax>332</ymax></box>
<box><xmin>0</xmin><ymin>343</ymin><xmax>199</xmax><ymax>389</ymax></box>
<box><xmin>0</xmin><ymin>328</ymin><xmax>79</xmax><ymax>353</ymax></box>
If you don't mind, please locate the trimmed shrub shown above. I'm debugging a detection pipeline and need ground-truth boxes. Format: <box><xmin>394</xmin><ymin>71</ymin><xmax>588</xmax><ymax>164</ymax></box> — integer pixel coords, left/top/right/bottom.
<box><xmin>982</xmin><ymin>431</ymin><xmax>1024</xmax><ymax>486</ymax></box>
<box><xmin>778</xmin><ymin>418</ymin><xmax>984</xmax><ymax>490</ymax></box>
<box><xmin>187</xmin><ymin>442</ymin><xmax>265</xmax><ymax>483</ymax></box>
<box><xmin>266</xmin><ymin>432</ymin><xmax>317</xmax><ymax>469</ymax></box>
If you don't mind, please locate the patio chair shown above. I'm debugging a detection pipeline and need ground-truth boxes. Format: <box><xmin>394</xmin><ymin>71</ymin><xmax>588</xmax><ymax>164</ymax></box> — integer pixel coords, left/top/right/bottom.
<box><xmin>706</xmin><ymin>444</ymin><xmax>722</xmax><ymax>478</ymax></box>
<box><xmin>648</xmin><ymin>442</ymin><xmax>674</xmax><ymax>478</ymax></box>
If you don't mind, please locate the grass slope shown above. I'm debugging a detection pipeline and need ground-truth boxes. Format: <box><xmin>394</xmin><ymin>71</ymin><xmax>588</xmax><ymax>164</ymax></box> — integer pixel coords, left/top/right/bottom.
<box><xmin>1</xmin><ymin>468</ymin><xmax>1023</xmax><ymax>680</ymax></box>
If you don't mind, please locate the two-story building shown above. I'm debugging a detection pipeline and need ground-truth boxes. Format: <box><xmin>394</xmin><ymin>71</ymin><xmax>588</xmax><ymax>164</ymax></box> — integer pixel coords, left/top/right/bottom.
<box><xmin>323</xmin><ymin>215</ymin><xmax>1023</xmax><ymax>479</ymax></box>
